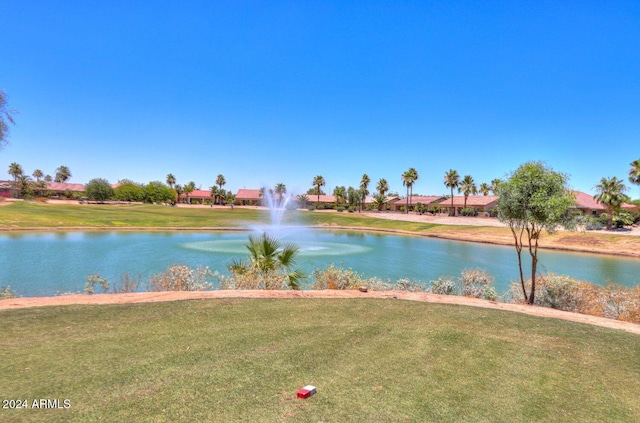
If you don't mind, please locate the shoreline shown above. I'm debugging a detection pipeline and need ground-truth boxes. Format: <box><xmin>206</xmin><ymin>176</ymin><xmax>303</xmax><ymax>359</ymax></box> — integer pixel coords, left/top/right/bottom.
<box><xmin>2</xmin><ymin>290</ymin><xmax>639</xmax><ymax>335</ymax></box>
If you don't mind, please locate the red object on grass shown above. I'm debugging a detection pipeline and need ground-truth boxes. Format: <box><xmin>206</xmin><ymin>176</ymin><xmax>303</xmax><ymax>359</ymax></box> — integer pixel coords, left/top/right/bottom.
<box><xmin>297</xmin><ymin>385</ymin><xmax>317</xmax><ymax>399</ymax></box>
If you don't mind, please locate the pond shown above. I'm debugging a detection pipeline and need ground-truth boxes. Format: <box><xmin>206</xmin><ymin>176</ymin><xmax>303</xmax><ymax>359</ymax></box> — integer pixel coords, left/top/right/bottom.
<box><xmin>1</xmin><ymin>229</ymin><xmax>639</xmax><ymax>297</ymax></box>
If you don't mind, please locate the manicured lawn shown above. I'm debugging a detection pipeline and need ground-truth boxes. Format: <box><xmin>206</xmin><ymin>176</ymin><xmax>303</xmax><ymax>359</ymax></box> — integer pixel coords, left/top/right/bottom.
<box><xmin>1</xmin><ymin>299</ymin><xmax>639</xmax><ymax>422</ymax></box>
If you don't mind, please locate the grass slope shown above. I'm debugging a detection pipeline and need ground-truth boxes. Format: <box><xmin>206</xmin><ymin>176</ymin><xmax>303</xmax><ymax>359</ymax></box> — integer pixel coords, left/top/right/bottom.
<box><xmin>1</xmin><ymin>299</ymin><xmax>639</xmax><ymax>422</ymax></box>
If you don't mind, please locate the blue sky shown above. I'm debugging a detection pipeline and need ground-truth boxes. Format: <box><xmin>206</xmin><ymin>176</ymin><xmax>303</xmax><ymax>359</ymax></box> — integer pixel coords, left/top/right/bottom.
<box><xmin>1</xmin><ymin>1</ymin><xmax>639</xmax><ymax>198</ymax></box>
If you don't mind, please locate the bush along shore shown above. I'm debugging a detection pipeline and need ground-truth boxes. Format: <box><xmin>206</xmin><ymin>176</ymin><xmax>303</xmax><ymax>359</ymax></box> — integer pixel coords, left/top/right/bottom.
<box><xmin>3</xmin><ymin>264</ymin><xmax>637</xmax><ymax>325</ymax></box>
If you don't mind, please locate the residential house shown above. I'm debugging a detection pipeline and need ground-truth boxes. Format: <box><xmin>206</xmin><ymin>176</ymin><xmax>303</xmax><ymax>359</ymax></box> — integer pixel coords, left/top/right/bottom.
<box><xmin>437</xmin><ymin>195</ymin><xmax>500</xmax><ymax>216</ymax></box>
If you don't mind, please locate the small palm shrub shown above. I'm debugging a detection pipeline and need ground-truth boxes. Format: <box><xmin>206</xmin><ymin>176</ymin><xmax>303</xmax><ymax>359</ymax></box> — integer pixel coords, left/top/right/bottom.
<box><xmin>226</xmin><ymin>233</ymin><xmax>305</xmax><ymax>290</ymax></box>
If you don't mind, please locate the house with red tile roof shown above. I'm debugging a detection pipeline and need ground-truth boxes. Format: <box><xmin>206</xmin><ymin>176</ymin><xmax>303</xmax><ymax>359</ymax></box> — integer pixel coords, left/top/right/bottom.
<box><xmin>570</xmin><ymin>191</ymin><xmax>637</xmax><ymax>216</ymax></box>
<box><xmin>235</xmin><ymin>189</ymin><xmax>262</xmax><ymax>205</ymax></box>
<box><xmin>178</xmin><ymin>189</ymin><xmax>211</xmax><ymax>204</ymax></box>
<box><xmin>436</xmin><ymin>195</ymin><xmax>500</xmax><ymax>216</ymax></box>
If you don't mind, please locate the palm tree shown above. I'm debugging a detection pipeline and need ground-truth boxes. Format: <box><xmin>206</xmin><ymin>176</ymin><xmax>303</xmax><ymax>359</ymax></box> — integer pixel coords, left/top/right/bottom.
<box><xmin>32</xmin><ymin>169</ymin><xmax>43</xmax><ymax>182</ymax></box>
<box><xmin>183</xmin><ymin>181</ymin><xmax>195</xmax><ymax>204</ymax></box>
<box><xmin>629</xmin><ymin>159</ymin><xmax>640</xmax><ymax>186</ymax></box>
<box><xmin>230</xmin><ymin>233</ymin><xmax>305</xmax><ymax>289</ymax></box>
<box><xmin>490</xmin><ymin>178</ymin><xmax>501</xmax><ymax>195</ymax></box>
<box><xmin>443</xmin><ymin>169</ymin><xmax>460</xmax><ymax>216</ymax></box>
<box><xmin>166</xmin><ymin>174</ymin><xmax>176</xmax><ymax>188</ymax></box>
<box><xmin>16</xmin><ymin>175</ymin><xmax>32</xmax><ymax>198</ymax></box>
<box><xmin>174</xmin><ymin>184</ymin><xmax>183</xmax><ymax>204</ymax></box>
<box><xmin>333</xmin><ymin>186</ymin><xmax>346</xmax><ymax>205</ymax></box>
<box><xmin>274</xmin><ymin>183</ymin><xmax>287</xmax><ymax>206</ymax></box>
<box><xmin>312</xmin><ymin>175</ymin><xmax>325</xmax><ymax>206</ymax></box>
<box><xmin>401</xmin><ymin>168</ymin><xmax>419</xmax><ymax>213</ymax></box>
<box><xmin>359</xmin><ymin>174</ymin><xmax>370</xmax><ymax>212</ymax></box>
<box><xmin>44</xmin><ymin>174</ymin><xmax>52</xmax><ymax>183</ymax></box>
<box><xmin>210</xmin><ymin>186</ymin><xmax>219</xmax><ymax>205</ymax></box>
<box><xmin>376</xmin><ymin>178</ymin><xmax>389</xmax><ymax>197</ymax></box>
<box><xmin>216</xmin><ymin>174</ymin><xmax>226</xmax><ymax>204</ymax></box>
<box><xmin>479</xmin><ymin>182</ymin><xmax>491</xmax><ymax>196</ymax></box>
<box><xmin>8</xmin><ymin>162</ymin><xmax>23</xmax><ymax>183</ymax></box>
<box><xmin>0</xmin><ymin>90</ymin><xmax>16</xmax><ymax>149</ymax></box>
<box><xmin>459</xmin><ymin>175</ymin><xmax>477</xmax><ymax>210</ymax></box>
<box><xmin>54</xmin><ymin>166</ymin><xmax>72</xmax><ymax>183</ymax></box>
<box><xmin>594</xmin><ymin>177</ymin><xmax>629</xmax><ymax>230</ymax></box>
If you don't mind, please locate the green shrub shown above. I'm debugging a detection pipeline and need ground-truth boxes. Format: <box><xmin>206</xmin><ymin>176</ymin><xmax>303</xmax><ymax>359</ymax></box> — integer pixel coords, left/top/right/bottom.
<box><xmin>0</xmin><ymin>285</ymin><xmax>16</xmax><ymax>299</ymax></box>
<box><xmin>430</xmin><ymin>276</ymin><xmax>457</xmax><ymax>295</ymax></box>
<box><xmin>148</xmin><ymin>265</ymin><xmax>213</xmax><ymax>291</ymax></box>
<box><xmin>393</xmin><ymin>278</ymin><xmax>427</xmax><ymax>292</ymax></box>
<box><xmin>307</xmin><ymin>204</ymin><xmax>316</xmax><ymax>211</ymax></box>
<box><xmin>459</xmin><ymin>268</ymin><xmax>495</xmax><ymax>298</ymax></box>
<box><xmin>460</xmin><ymin>207</ymin><xmax>477</xmax><ymax>216</ymax></box>
<box><xmin>337</xmin><ymin>206</ymin><xmax>345</xmax><ymax>212</ymax></box>
<box><xmin>312</xmin><ymin>264</ymin><xmax>363</xmax><ymax>289</ymax></box>
<box><xmin>84</xmin><ymin>274</ymin><xmax>110</xmax><ymax>294</ymax></box>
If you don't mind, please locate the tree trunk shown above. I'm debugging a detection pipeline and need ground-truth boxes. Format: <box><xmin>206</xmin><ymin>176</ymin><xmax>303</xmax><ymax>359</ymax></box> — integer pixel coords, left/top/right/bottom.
<box><xmin>510</xmin><ymin>226</ymin><xmax>528</xmax><ymax>302</ymax></box>
<box><xmin>607</xmin><ymin>206</ymin><xmax>613</xmax><ymax>230</ymax></box>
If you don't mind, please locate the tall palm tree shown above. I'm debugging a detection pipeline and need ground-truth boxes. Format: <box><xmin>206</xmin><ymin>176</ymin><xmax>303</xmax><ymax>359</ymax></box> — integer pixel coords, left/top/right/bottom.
<box><xmin>376</xmin><ymin>178</ymin><xmax>389</xmax><ymax>197</ymax></box>
<box><xmin>16</xmin><ymin>175</ymin><xmax>32</xmax><ymax>198</ymax></box>
<box><xmin>216</xmin><ymin>174</ymin><xmax>226</xmax><ymax>204</ymax></box>
<box><xmin>183</xmin><ymin>181</ymin><xmax>195</xmax><ymax>204</ymax></box>
<box><xmin>54</xmin><ymin>166</ymin><xmax>72</xmax><ymax>183</ymax></box>
<box><xmin>401</xmin><ymin>168</ymin><xmax>419</xmax><ymax>213</ymax></box>
<box><xmin>629</xmin><ymin>159</ymin><xmax>640</xmax><ymax>186</ymax></box>
<box><xmin>479</xmin><ymin>182</ymin><xmax>491</xmax><ymax>196</ymax></box>
<box><xmin>166</xmin><ymin>174</ymin><xmax>176</xmax><ymax>188</ymax></box>
<box><xmin>490</xmin><ymin>178</ymin><xmax>501</xmax><ymax>195</ymax></box>
<box><xmin>32</xmin><ymin>169</ymin><xmax>43</xmax><ymax>182</ymax></box>
<box><xmin>8</xmin><ymin>162</ymin><xmax>23</xmax><ymax>183</ymax></box>
<box><xmin>44</xmin><ymin>174</ymin><xmax>53</xmax><ymax>183</ymax></box>
<box><xmin>210</xmin><ymin>186</ymin><xmax>219</xmax><ymax>205</ymax></box>
<box><xmin>443</xmin><ymin>169</ymin><xmax>460</xmax><ymax>216</ymax></box>
<box><xmin>174</xmin><ymin>184</ymin><xmax>183</xmax><ymax>204</ymax></box>
<box><xmin>274</xmin><ymin>183</ymin><xmax>287</xmax><ymax>206</ymax></box>
<box><xmin>459</xmin><ymin>175</ymin><xmax>477</xmax><ymax>210</ymax></box>
<box><xmin>594</xmin><ymin>176</ymin><xmax>629</xmax><ymax>230</ymax></box>
<box><xmin>312</xmin><ymin>175</ymin><xmax>325</xmax><ymax>206</ymax></box>
<box><xmin>359</xmin><ymin>174</ymin><xmax>370</xmax><ymax>212</ymax></box>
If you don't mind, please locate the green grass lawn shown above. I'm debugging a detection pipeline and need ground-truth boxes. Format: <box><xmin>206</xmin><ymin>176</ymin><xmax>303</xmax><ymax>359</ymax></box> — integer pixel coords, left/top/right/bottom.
<box><xmin>1</xmin><ymin>299</ymin><xmax>639</xmax><ymax>422</ymax></box>
<box><xmin>0</xmin><ymin>201</ymin><xmax>452</xmax><ymax>233</ymax></box>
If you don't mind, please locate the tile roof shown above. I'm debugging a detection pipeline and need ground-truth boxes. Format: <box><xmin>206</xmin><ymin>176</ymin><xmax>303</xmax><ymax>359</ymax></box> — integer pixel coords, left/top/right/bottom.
<box><xmin>46</xmin><ymin>182</ymin><xmax>86</xmax><ymax>192</ymax></box>
<box><xmin>570</xmin><ymin>191</ymin><xmax>605</xmax><ymax>210</ymax></box>
<box><xmin>180</xmin><ymin>189</ymin><xmax>211</xmax><ymax>198</ymax></box>
<box><xmin>572</xmin><ymin>190</ymin><xmax>638</xmax><ymax>210</ymax></box>
<box><xmin>235</xmin><ymin>189</ymin><xmax>262</xmax><ymax>200</ymax></box>
<box><xmin>404</xmin><ymin>195</ymin><xmax>447</xmax><ymax>204</ymax></box>
<box><xmin>436</xmin><ymin>195</ymin><xmax>499</xmax><ymax>207</ymax></box>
